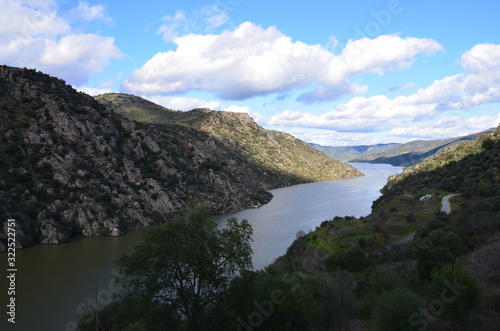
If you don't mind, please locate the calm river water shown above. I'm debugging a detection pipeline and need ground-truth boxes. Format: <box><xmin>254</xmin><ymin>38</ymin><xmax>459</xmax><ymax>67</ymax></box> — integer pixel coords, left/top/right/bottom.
<box><xmin>0</xmin><ymin>163</ymin><xmax>402</xmax><ymax>330</ymax></box>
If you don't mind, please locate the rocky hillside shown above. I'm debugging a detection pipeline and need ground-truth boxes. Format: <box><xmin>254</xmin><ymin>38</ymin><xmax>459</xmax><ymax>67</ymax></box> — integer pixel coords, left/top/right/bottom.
<box><xmin>311</xmin><ymin>129</ymin><xmax>494</xmax><ymax>166</ymax></box>
<box><xmin>309</xmin><ymin>142</ymin><xmax>398</xmax><ymax>161</ymax></box>
<box><xmin>264</xmin><ymin>126</ymin><xmax>500</xmax><ymax>330</ymax></box>
<box><xmin>0</xmin><ymin>66</ymin><xmax>361</xmax><ymax>251</ymax></box>
<box><xmin>96</xmin><ymin>93</ymin><xmax>362</xmax><ymax>184</ymax></box>
<box><xmin>352</xmin><ymin>129</ymin><xmax>495</xmax><ymax>166</ymax></box>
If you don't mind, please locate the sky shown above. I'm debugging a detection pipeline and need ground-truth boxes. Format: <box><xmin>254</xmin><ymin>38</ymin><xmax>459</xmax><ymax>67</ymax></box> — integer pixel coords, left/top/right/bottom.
<box><xmin>2</xmin><ymin>0</ymin><xmax>500</xmax><ymax>146</ymax></box>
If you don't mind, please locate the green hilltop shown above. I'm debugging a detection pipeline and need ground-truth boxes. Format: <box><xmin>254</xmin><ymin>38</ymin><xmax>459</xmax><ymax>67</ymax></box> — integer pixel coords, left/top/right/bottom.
<box><xmin>266</xmin><ymin>125</ymin><xmax>500</xmax><ymax>330</ymax></box>
<box><xmin>78</xmin><ymin>125</ymin><xmax>500</xmax><ymax>330</ymax></box>
<box><xmin>311</xmin><ymin>129</ymin><xmax>495</xmax><ymax>166</ymax></box>
<box><xmin>0</xmin><ymin>67</ymin><xmax>361</xmax><ymax>250</ymax></box>
<box><xmin>96</xmin><ymin>93</ymin><xmax>363</xmax><ymax>184</ymax></box>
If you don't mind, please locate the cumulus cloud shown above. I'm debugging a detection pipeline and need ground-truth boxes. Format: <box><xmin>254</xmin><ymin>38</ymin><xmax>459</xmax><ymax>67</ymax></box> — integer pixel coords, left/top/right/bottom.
<box><xmin>0</xmin><ymin>0</ymin><xmax>122</xmax><ymax>85</ymax></box>
<box><xmin>389</xmin><ymin>82</ymin><xmax>416</xmax><ymax>92</ymax></box>
<box><xmin>267</xmin><ymin>43</ymin><xmax>500</xmax><ymax>137</ymax></box>
<box><xmin>157</xmin><ymin>5</ymin><xmax>229</xmax><ymax>42</ymax></box>
<box><xmin>223</xmin><ymin>105</ymin><xmax>267</xmax><ymax>124</ymax></box>
<box><xmin>281</xmin><ymin>128</ymin><xmax>377</xmax><ymax>146</ymax></box>
<box><xmin>123</xmin><ymin>22</ymin><xmax>442</xmax><ymax>102</ymax></box>
<box><xmin>77</xmin><ymin>86</ymin><xmax>113</xmax><ymax>96</ymax></box>
<box><xmin>388</xmin><ymin>114</ymin><xmax>500</xmax><ymax>139</ymax></box>
<box><xmin>412</xmin><ymin>44</ymin><xmax>500</xmax><ymax>110</ymax></box>
<box><xmin>68</xmin><ymin>1</ymin><xmax>113</xmax><ymax>23</ymax></box>
<box><xmin>200</xmin><ymin>5</ymin><xmax>229</xmax><ymax>30</ymax></box>
<box><xmin>147</xmin><ymin>95</ymin><xmax>223</xmax><ymax>111</ymax></box>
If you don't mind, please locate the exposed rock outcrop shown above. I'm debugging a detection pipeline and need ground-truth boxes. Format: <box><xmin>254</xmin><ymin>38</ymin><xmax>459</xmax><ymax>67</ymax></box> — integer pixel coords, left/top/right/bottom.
<box><xmin>0</xmin><ymin>66</ymin><xmax>362</xmax><ymax>250</ymax></box>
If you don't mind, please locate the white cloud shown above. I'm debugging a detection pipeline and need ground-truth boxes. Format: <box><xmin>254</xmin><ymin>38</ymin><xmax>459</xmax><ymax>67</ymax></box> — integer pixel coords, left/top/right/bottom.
<box><xmin>123</xmin><ymin>22</ymin><xmax>442</xmax><ymax>102</ymax></box>
<box><xmin>389</xmin><ymin>82</ymin><xmax>416</xmax><ymax>92</ymax></box>
<box><xmin>388</xmin><ymin>114</ymin><xmax>500</xmax><ymax>139</ymax></box>
<box><xmin>325</xmin><ymin>35</ymin><xmax>339</xmax><ymax>50</ymax></box>
<box><xmin>68</xmin><ymin>1</ymin><xmax>113</xmax><ymax>23</ymax></box>
<box><xmin>157</xmin><ymin>10</ymin><xmax>189</xmax><ymax>42</ymax></box>
<box><xmin>267</xmin><ymin>43</ymin><xmax>500</xmax><ymax>138</ymax></box>
<box><xmin>267</xmin><ymin>94</ymin><xmax>432</xmax><ymax>132</ymax></box>
<box><xmin>39</xmin><ymin>34</ymin><xmax>122</xmax><ymax>84</ymax></box>
<box><xmin>143</xmin><ymin>96</ymin><xmax>266</xmax><ymax>124</ymax></box>
<box><xmin>77</xmin><ymin>86</ymin><xmax>113</xmax><ymax>96</ymax></box>
<box><xmin>157</xmin><ymin>5</ymin><xmax>229</xmax><ymax>43</ymax></box>
<box><xmin>413</xmin><ymin>44</ymin><xmax>500</xmax><ymax>110</ymax></box>
<box><xmin>223</xmin><ymin>105</ymin><xmax>267</xmax><ymax>124</ymax></box>
<box><xmin>200</xmin><ymin>5</ymin><xmax>229</xmax><ymax>30</ymax></box>
<box><xmin>0</xmin><ymin>0</ymin><xmax>69</xmax><ymax>42</ymax></box>
<box><xmin>280</xmin><ymin>128</ymin><xmax>378</xmax><ymax>146</ymax></box>
<box><xmin>0</xmin><ymin>0</ymin><xmax>122</xmax><ymax>85</ymax></box>
<box><xmin>147</xmin><ymin>95</ymin><xmax>223</xmax><ymax>111</ymax></box>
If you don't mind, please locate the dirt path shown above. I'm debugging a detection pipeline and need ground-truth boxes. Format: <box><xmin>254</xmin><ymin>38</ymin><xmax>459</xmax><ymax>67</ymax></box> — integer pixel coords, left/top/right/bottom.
<box><xmin>441</xmin><ymin>194</ymin><xmax>461</xmax><ymax>214</ymax></box>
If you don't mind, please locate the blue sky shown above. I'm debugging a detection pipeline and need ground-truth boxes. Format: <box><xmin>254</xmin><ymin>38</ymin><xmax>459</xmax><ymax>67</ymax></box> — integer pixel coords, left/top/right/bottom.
<box><xmin>2</xmin><ymin>0</ymin><xmax>500</xmax><ymax>145</ymax></box>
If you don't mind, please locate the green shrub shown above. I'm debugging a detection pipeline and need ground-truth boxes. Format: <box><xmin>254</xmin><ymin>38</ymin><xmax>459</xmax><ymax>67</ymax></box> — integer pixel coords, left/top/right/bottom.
<box><xmin>374</xmin><ymin>287</ymin><xmax>423</xmax><ymax>331</ymax></box>
<box><xmin>413</xmin><ymin>238</ymin><xmax>455</xmax><ymax>281</ymax></box>
<box><xmin>343</xmin><ymin>246</ymin><xmax>369</xmax><ymax>271</ymax></box>
<box><xmin>365</xmin><ymin>268</ymin><xmax>402</xmax><ymax>297</ymax></box>
<box><xmin>426</xmin><ymin>264</ymin><xmax>481</xmax><ymax>318</ymax></box>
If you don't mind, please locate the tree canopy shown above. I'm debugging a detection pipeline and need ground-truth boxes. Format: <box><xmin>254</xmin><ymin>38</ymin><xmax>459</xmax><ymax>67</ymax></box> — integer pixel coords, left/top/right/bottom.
<box><xmin>115</xmin><ymin>206</ymin><xmax>253</xmax><ymax>326</ymax></box>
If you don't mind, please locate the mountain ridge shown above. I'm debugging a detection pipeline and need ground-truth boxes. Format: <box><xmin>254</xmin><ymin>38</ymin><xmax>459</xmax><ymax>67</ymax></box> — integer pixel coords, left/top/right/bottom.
<box><xmin>310</xmin><ymin>129</ymin><xmax>495</xmax><ymax>166</ymax></box>
<box><xmin>96</xmin><ymin>93</ymin><xmax>363</xmax><ymax>184</ymax></box>
<box><xmin>0</xmin><ymin>66</ymin><xmax>361</xmax><ymax>251</ymax></box>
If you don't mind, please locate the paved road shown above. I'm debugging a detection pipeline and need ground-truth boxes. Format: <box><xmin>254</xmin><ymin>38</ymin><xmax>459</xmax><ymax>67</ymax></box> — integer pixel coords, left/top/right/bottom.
<box><xmin>441</xmin><ymin>194</ymin><xmax>461</xmax><ymax>214</ymax></box>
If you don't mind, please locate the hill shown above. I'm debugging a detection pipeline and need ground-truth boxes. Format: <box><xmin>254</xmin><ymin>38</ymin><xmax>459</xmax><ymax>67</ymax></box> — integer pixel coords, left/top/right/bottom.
<box><xmin>80</xmin><ymin>123</ymin><xmax>500</xmax><ymax>330</ymax></box>
<box><xmin>261</xmin><ymin>125</ymin><xmax>500</xmax><ymax>330</ymax></box>
<box><xmin>309</xmin><ymin>142</ymin><xmax>398</xmax><ymax>161</ymax></box>
<box><xmin>351</xmin><ymin>130</ymin><xmax>494</xmax><ymax>166</ymax></box>
<box><xmin>0</xmin><ymin>67</ymin><xmax>361</xmax><ymax>250</ymax></box>
<box><xmin>96</xmin><ymin>93</ymin><xmax>362</xmax><ymax>184</ymax></box>
<box><xmin>311</xmin><ymin>129</ymin><xmax>495</xmax><ymax>166</ymax></box>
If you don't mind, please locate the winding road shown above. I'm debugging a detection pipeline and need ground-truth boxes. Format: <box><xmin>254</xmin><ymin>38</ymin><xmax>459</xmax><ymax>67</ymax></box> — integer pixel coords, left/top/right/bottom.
<box><xmin>441</xmin><ymin>194</ymin><xmax>461</xmax><ymax>214</ymax></box>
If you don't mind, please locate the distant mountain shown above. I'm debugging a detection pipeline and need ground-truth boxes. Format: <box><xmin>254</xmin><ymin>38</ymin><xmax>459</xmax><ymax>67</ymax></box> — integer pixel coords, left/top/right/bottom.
<box><xmin>309</xmin><ymin>143</ymin><xmax>398</xmax><ymax>161</ymax></box>
<box><xmin>0</xmin><ymin>68</ymin><xmax>361</xmax><ymax>251</ymax></box>
<box><xmin>96</xmin><ymin>93</ymin><xmax>363</xmax><ymax>184</ymax></box>
<box><xmin>351</xmin><ymin>130</ymin><xmax>495</xmax><ymax>166</ymax></box>
<box><xmin>310</xmin><ymin>129</ymin><xmax>495</xmax><ymax>166</ymax></box>
<box><xmin>268</xmin><ymin>124</ymin><xmax>500</xmax><ymax>330</ymax></box>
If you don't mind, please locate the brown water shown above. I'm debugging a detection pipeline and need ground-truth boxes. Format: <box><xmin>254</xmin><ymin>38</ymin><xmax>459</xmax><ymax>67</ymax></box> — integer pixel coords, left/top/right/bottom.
<box><xmin>0</xmin><ymin>163</ymin><xmax>402</xmax><ymax>330</ymax></box>
<box><xmin>1</xmin><ymin>230</ymin><xmax>142</xmax><ymax>331</ymax></box>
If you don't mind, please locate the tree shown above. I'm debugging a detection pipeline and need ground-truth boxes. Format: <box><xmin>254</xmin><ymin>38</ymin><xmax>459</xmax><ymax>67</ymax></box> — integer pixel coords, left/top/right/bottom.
<box><xmin>295</xmin><ymin>229</ymin><xmax>306</xmax><ymax>240</ymax></box>
<box><xmin>115</xmin><ymin>205</ymin><xmax>253</xmax><ymax>327</ymax></box>
<box><xmin>374</xmin><ymin>287</ymin><xmax>423</xmax><ymax>331</ymax></box>
<box><xmin>427</xmin><ymin>264</ymin><xmax>481</xmax><ymax>318</ymax></box>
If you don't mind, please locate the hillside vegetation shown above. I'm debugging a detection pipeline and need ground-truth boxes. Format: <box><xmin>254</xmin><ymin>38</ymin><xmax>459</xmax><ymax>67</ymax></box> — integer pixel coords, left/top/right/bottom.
<box><xmin>80</xmin><ymin>125</ymin><xmax>500</xmax><ymax>330</ymax></box>
<box><xmin>264</xmin><ymin>126</ymin><xmax>500</xmax><ymax>330</ymax></box>
<box><xmin>0</xmin><ymin>67</ymin><xmax>361</xmax><ymax>250</ymax></box>
<box><xmin>310</xmin><ymin>142</ymin><xmax>398</xmax><ymax>161</ymax></box>
<box><xmin>311</xmin><ymin>130</ymin><xmax>494</xmax><ymax>166</ymax></box>
<box><xmin>96</xmin><ymin>93</ymin><xmax>362</xmax><ymax>183</ymax></box>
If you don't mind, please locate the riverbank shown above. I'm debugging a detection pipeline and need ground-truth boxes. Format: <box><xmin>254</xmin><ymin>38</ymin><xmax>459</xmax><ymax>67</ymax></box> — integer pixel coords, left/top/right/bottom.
<box><xmin>1</xmin><ymin>163</ymin><xmax>401</xmax><ymax>330</ymax></box>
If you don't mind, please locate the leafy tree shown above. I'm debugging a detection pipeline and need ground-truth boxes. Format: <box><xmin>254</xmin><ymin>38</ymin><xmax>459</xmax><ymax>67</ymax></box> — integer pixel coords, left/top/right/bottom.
<box><xmin>344</xmin><ymin>246</ymin><xmax>369</xmax><ymax>271</ymax></box>
<box><xmin>374</xmin><ymin>287</ymin><xmax>423</xmax><ymax>331</ymax></box>
<box><xmin>115</xmin><ymin>205</ymin><xmax>253</xmax><ymax>328</ymax></box>
<box><xmin>426</xmin><ymin>264</ymin><xmax>481</xmax><ymax>318</ymax></box>
<box><xmin>365</xmin><ymin>268</ymin><xmax>402</xmax><ymax>297</ymax></box>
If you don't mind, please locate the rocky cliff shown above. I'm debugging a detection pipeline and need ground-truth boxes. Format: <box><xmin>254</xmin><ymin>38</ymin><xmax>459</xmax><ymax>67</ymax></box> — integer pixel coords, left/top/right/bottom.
<box><xmin>96</xmin><ymin>93</ymin><xmax>363</xmax><ymax>184</ymax></box>
<box><xmin>0</xmin><ymin>66</ymin><xmax>361</xmax><ymax>251</ymax></box>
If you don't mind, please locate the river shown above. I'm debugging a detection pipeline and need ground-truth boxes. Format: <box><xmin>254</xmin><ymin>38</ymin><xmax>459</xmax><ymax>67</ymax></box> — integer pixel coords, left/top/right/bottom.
<box><xmin>0</xmin><ymin>163</ymin><xmax>402</xmax><ymax>330</ymax></box>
